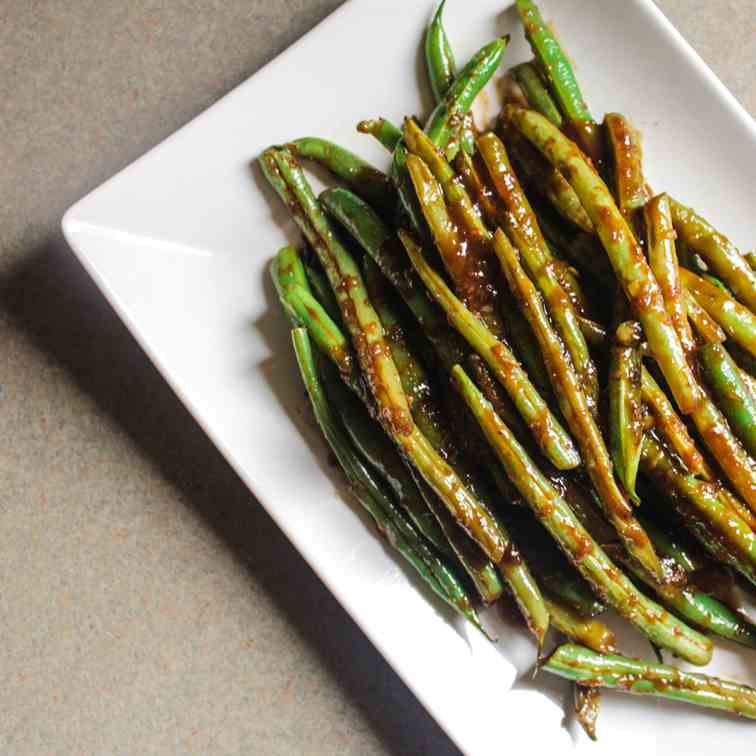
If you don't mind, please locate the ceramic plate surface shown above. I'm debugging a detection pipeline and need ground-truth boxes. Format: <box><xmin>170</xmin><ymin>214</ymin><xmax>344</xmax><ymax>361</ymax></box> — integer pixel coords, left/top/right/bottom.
<box><xmin>63</xmin><ymin>2</ymin><xmax>756</xmax><ymax>752</ymax></box>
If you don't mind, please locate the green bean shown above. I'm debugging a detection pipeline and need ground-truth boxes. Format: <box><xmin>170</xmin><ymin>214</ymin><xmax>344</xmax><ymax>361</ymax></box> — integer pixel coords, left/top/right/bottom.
<box><xmin>362</xmin><ymin>255</ymin><xmax>450</xmax><ymax>452</ymax></box>
<box><xmin>574</xmin><ymin>685</ymin><xmax>600</xmax><ymax>742</ymax></box>
<box><xmin>291</xmin><ymin>327</ymin><xmax>483</xmax><ymax>629</ymax></box>
<box><xmin>326</xmin><ymin>368</ymin><xmax>450</xmax><ymax>556</ymax></box>
<box><xmin>511</xmin><ymin>61</ymin><xmax>563</xmax><ymax>127</ymax></box>
<box><xmin>506</xmin><ymin>106</ymin><xmax>756</xmax><ymax>505</ymax></box>
<box><xmin>451</xmin><ymin>365</ymin><xmax>712</xmax><ymax>664</ymax></box>
<box><xmin>505</xmin><ymin>105</ymin><xmax>701</xmax><ymax>415</ymax></box>
<box><xmin>357</xmin><ymin>118</ymin><xmax>402</xmax><ymax>152</ymax></box>
<box><xmin>502</xmin><ymin>124</ymin><xmax>593</xmax><ymax>233</ymax></box>
<box><xmin>494</xmin><ymin>229</ymin><xmax>662</xmax><ymax>578</ymax></box>
<box><xmin>579</xmin><ymin>316</ymin><xmax>608</xmax><ymax>348</ymax></box>
<box><xmin>703</xmin><ymin>273</ymin><xmax>731</xmax><ymax>294</ymax></box>
<box><xmin>539</xmin><ymin>211</ymin><xmax>614</xmax><ymax>288</ymax></box>
<box><xmin>609</xmin><ymin>318</ymin><xmax>644</xmax><ymax>504</ymax></box>
<box><xmin>287</xmin><ymin>137</ymin><xmax>395</xmax><ymax>217</ymax></box>
<box><xmin>544</xmin><ymin>644</ymin><xmax>756</xmax><ymax>719</ymax></box>
<box><xmin>671</xmin><ymin>198</ymin><xmax>756</xmax><ymax>313</ymax></box>
<box><xmin>411</xmin><ymin>475</ymin><xmax>504</xmax><ymax>604</ymax></box>
<box><xmin>550</xmin><ymin>256</ymin><xmax>595</xmax><ymax>321</ymax></box>
<box><xmin>640</xmin><ymin>367</ymin><xmax>705</xmax><ymax>475</ymax></box>
<box><xmin>746</xmin><ymin>250</ymin><xmax>756</xmax><ymax>271</ymax></box>
<box><xmin>476</xmin><ymin>133</ymin><xmax>599</xmax><ymax>414</ymax></box>
<box><xmin>271</xmin><ymin>249</ymin><xmax>354</xmax><ymax>377</ymax></box>
<box><xmin>611</xmin><ymin>546</ymin><xmax>756</xmax><ymax>649</ymax></box>
<box><xmin>261</xmin><ymin>148</ymin><xmax>513</xmax><ymax>565</ymax></box>
<box><xmin>275</xmin><ymin>243</ymin><xmax>309</xmax><ymax>290</ymax></box>
<box><xmin>454</xmin><ymin>149</ymin><xmax>502</xmax><ymax>230</ymax></box>
<box><xmin>682</xmin><ymin>267</ymin><xmax>756</xmax><ymax>359</ymax></box>
<box><xmin>558</xmin><ymin>478</ymin><xmax>617</xmax><ymax>545</ymax></box>
<box><xmin>403</xmin><ymin>118</ymin><xmax>490</xmax><ymax>243</ymax></box>
<box><xmin>544</xmin><ymin>594</ymin><xmax>617</xmax><ymax>654</ymax></box>
<box><xmin>644</xmin><ymin>193</ymin><xmax>696</xmax><ymax>356</ymax></box>
<box><xmin>684</xmin><ymin>288</ymin><xmax>726</xmax><ymax>344</ymax></box>
<box><xmin>303</xmin><ymin>259</ymin><xmax>341</xmax><ymax>325</ymax></box>
<box><xmin>604</xmin><ymin>114</ymin><xmax>649</xmax><ymax>212</ymax></box>
<box><xmin>274</xmin><ymin>160</ymin><xmax>550</xmax><ymax>639</ymax></box>
<box><xmin>426</xmin><ymin>36</ymin><xmax>509</xmax><ymax>159</ymax></box>
<box><xmin>391</xmin><ymin>142</ymin><xmax>426</xmax><ymax>233</ymax></box>
<box><xmin>465</xmin><ymin>352</ymin><xmax>533</xmax><ymax>443</ymax></box>
<box><xmin>543</xmin><ymin>574</ymin><xmax>605</xmax><ymax>620</ymax></box>
<box><xmin>262</xmin><ymin>147</ymin><xmax>412</xmax><ymax>419</ymax></box>
<box><xmin>400</xmin><ymin>229</ymin><xmax>581</xmax><ymax>471</ymax></box>
<box><xmin>499</xmin><ymin>298</ymin><xmax>552</xmax><ymax>397</ymax></box>
<box><xmin>425</xmin><ymin>0</ymin><xmax>456</xmax><ymax>103</ymax></box>
<box><xmin>637</xmin><ymin>515</ymin><xmax>704</xmax><ymax>574</ymax></box>
<box><xmin>507</xmin><ymin>513</ymin><xmax>606</xmax><ymax>617</ymax></box>
<box><xmin>406</xmin><ymin>153</ymin><xmax>507</xmax><ymax>339</ymax></box>
<box><xmin>320</xmin><ymin>187</ymin><xmax>468</xmax><ymax>371</ymax></box>
<box><xmin>699</xmin><ymin>343</ymin><xmax>756</xmax><ymax>458</ymax></box>
<box><xmin>640</xmin><ymin>433</ymin><xmax>756</xmax><ymax>587</ymax></box>
<box><xmin>361</xmin><ymin>253</ymin><xmax>522</xmax><ymax>514</ymax></box>
<box><xmin>515</xmin><ymin>0</ymin><xmax>603</xmax><ymax>164</ymax></box>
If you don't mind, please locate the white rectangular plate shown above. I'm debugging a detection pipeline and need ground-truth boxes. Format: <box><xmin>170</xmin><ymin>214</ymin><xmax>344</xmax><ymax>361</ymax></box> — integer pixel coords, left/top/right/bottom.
<box><xmin>63</xmin><ymin>1</ymin><xmax>756</xmax><ymax>753</ymax></box>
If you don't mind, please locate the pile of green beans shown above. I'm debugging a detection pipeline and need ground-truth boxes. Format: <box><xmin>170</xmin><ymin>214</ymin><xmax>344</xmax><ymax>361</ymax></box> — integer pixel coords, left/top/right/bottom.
<box><xmin>258</xmin><ymin>0</ymin><xmax>756</xmax><ymax>735</ymax></box>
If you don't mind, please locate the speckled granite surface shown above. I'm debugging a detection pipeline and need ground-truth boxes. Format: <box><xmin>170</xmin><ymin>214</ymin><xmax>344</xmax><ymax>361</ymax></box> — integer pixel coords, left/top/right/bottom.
<box><xmin>1</xmin><ymin>2</ymin><xmax>754</xmax><ymax>753</ymax></box>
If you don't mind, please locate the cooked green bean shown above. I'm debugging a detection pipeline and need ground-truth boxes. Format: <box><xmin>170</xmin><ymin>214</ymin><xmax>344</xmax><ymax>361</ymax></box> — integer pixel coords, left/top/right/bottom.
<box><xmin>515</xmin><ymin>0</ymin><xmax>603</xmax><ymax>163</ymax></box>
<box><xmin>451</xmin><ymin>364</ymin><xmax>712</xmax><ymax>664</ymax></box>
<box><xmin>505</xmin><ymin>105</ymin><xmax>700</xmax><ymax>415</ymax></box>
<box><xmin>425</xmin><ymin>0</ymin><xmax>456</xmax><ymax>103</ymax></box>
<box><xmin>699</xmin><ymin>343</ymin><xmax>756</xmax><ymax>458</ymax></box>
<box><xmin>357</xmin><ymin>118</ymin><xmax>402</xmax><ymax>152</ymax></box>
<box><xmin>411</xmin><ymin>474</ymin><xmax>505</xmax><ymax>604</ymax></box>
<box><xmin>405</xmin><ymin>153</ymin><xmax>507</xmax><ymax>338</ymax></box>
<box><xmin>499</xmin><ymin>297</ymin><xmax>552</xmax><ymax>397</ymax></box>
<box><xmin>637</xmin><ymin>515</ymin><xmax>704</xmax><ymax>574</ymax></box>
<box><xmin>494</xmin><ymin>229</ymin><xmax>662</xmax><ymax>578</ymax></box>
<box><xmin>262</xmin><ymin>147</ymin><xmax>514</xmax><ymax>564</ymax></box>
<box><xmin>391</xmin><ymin>141</ymin><xmax>426</xmax><ymax>234</ymax></box>
<box><xmin>671</xmin><ymin>198</ymin><xmax>756</xmax><ymax>313</ymax></box>
<box><xmin>271</xmin><ymin>248</ymin><xmax>354</xmax><ymax>377</ymax></box>
<box><xmin>502</xmin><ymin>124</ymin><xmax>593</xmax><ymax>233</ymax></box>
<box><xmin>574</xmin><ymin>685</ymin><xmax>600</xmax><ymax>742</ymax></box>
<box><xmin>506</xmin><ymin>105</ymin><xmax>756</xmax><ymax>506</ymax></box>
<box><xmin>304</xmin><ymin>258</ymin><xmax>342</xmax><ymax>325</ymax></box>
<box><xmin>287</xmin><ymin>137</ymin><xmax>395</xmax><ymax>216</ymax></box>
<box><xmin>609</xmin><ymin>317</ymin><xmax>644</xmax><ymax>504</ymax></box>
<box><xmin>328</xmin><ymin>377</ymin><xmax>446</xmax><ymax>557</ymax></box>
<box><xmin>362</xmin><ymin>255</ymin><xmax>450</xmax><ymax>453</ymax></box>
<box><xmin>426</xmin><ymin>36</ymin><xmax>509</xmax><ymax>159</ymax></box>
<box><xmin>511</xmin><ymin>61</ymin><xmax>563</xmax><ymax>127</ymax></box>
<box><xmin>320</xmin><ymin>187</ymin><xmax>468</xmax><ymax>371</ymax></box>
<box><xmin>328</xmin><ymin>370</ymin><xmax>505</xmax><ymax>605</ymax></box>
<box><xmin>604</xmin><ymin>114</ymin><xmax>649</xmax><ymax>212</ymax></box>
<box><xmin>684</xmin><ymin>288</ymin><xmax>726</xmax><ymax>344</ymax></box>
<box><xmin>477</xmin><ymin>133</ymin><xmax>598</xmax><ymax>414</ymax></box>
<box><xmin>682</xmin><ymin>267</ymin><xmax>756</xmax><ymax>359</ymax></box>
<box><xmin>640</xmin><ymin>367</ymin><xmax>705</xmax><ymax>475</ymax></box>
<box><xmin>544</xmin><ymin>594</ymin><xmax>617</xmax><ymax>654</ymax></box>
<box><xmin>403</xmin><ymin>118</ymin><xmax>490</xmax><ymax>243</ymax></box>
<box><xmin>400</xmin><ymin>229</ymin><xmax>581</xmax><ymax>471</ymax></box>
<box><xmin>641</xmin><ymin>433</ymin><xmax>756</xmax><ymax>587</ymax></box>
<box><xmin>544</xmin><ymin>644</ymin><xmax>756</xmax><ymax>719</ymax></box>
<box><xmin>291</xmin><ymin>327</ymin><xmax>483</xmax><ymax>629</ymax></box>
<box><xmin>644</xmin><ymin>193</ymin><xmax>696</xmax><ymax>356</ymax></box>
<box><xmin>612</xmin><ymin>545</ymin><xmax>756</xmax><ymax>649</ymax></box>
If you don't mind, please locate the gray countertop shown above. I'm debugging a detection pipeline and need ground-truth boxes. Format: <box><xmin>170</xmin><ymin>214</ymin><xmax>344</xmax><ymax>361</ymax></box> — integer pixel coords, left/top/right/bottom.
<box><xmin>2</xmin><ymin>2</ymin><xmax>754</xmax><ymax>753</ymax></box>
